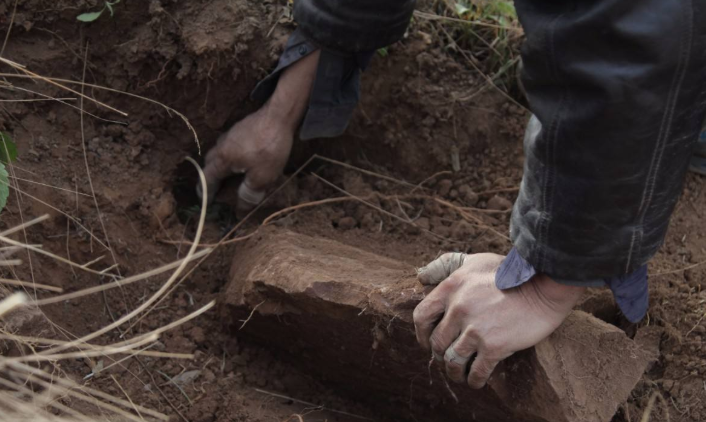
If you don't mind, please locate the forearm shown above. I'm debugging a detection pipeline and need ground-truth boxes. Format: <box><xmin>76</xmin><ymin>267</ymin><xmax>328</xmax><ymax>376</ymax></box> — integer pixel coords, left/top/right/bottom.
<box><xmin>264</xmin><ymin>50</ymin><xmax>321</xmax><ymax>132</ymax></box>
<box><xmin>512</xmin><ymin>0</ymin><xmax>706</xmax><ymax>280</ymax></box>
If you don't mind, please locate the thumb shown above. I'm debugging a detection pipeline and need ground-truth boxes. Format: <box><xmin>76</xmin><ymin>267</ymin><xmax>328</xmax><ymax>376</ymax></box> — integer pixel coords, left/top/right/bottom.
<box><xmin>417</xmin><ymin>252</ymin><xmax>466</xmax><ymax>286</ymax></box>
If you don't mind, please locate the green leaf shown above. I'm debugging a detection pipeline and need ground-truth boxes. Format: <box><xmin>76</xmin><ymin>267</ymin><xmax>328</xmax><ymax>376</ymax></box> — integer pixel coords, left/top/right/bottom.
<box><xmin>455</xmin><ymin>3</ymin><xmax>471</xmax><ymax>16</ymax></box>
<box><xmin>0</xmin><ymin>163</ymin><xmax>8</xmax><ymax>213</ymax></box>
<box><xmin>77</xmin><ymin>10</ymin><xmax>104</xmax><ymax>22</ymax></box>
<box><xmin>377</xmin><ymin>47</ymin><xmax>389</xmax><ymax>58</ymax></box>
<box><xmin>493</xmin><ymin>2</ymin><xmax>516</xmax><ymax>18</ymax></box>
<box><xmin>0</xmin><ymin>132</ymin><xmax>17</xmax><ymax>164</ymax></box>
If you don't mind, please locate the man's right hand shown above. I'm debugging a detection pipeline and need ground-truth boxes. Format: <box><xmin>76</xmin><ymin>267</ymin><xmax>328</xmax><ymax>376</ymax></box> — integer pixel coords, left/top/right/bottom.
<box><xmin>200</xmin><ymin>49</ymin><xmax>321</xmax><ymax>216</ymax></box>
<box><xmin>202</xmin><ymin>109</ymin><xmax>294</xmax><ymax>216</ymax></box>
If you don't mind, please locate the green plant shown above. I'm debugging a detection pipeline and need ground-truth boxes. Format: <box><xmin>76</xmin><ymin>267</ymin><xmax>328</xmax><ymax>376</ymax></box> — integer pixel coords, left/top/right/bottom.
<box><xmin>76</xmin><ymin>0</ymin><xmax>120</xmax><ymax>23</ymax></box>
<box><xmin>432</xmin><ymin>0</ymin><xmax>523</xmax><ymax>96</ymax></box>
<box><xmin>0</xmin><ymin>132</ymin><xmax>17</xmax><ymax>213</ymax></box>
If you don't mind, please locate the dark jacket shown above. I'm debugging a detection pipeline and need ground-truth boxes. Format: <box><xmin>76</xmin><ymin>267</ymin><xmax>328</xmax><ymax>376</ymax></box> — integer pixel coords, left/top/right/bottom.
<box><xmin>293</xmin><ymin>0</ymin><xmax>416</xmax><ymax>52</ymax></box>
<box><xmin>511</xmin><ymin>0</ymin><xmax>706</xmax><ymax>279</ymax></box>
<box><xmin>294</xmin><ymin>0</ymin><xmax>706</xmax><ymax>281</ymax></box>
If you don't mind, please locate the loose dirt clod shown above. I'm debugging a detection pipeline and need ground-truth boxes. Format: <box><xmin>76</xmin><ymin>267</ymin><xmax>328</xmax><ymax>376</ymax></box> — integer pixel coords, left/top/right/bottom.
<box><xmin>223</xmin><ymin>228</ymin><xmax>655</xmax><ymax>422</ymax></box>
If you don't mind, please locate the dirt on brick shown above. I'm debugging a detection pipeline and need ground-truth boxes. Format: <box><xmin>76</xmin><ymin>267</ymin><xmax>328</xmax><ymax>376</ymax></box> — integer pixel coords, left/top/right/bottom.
<box><xmin>0</xmin><ymin>1</ymin><xmax>704</xmax><ymax>421</ymax></box>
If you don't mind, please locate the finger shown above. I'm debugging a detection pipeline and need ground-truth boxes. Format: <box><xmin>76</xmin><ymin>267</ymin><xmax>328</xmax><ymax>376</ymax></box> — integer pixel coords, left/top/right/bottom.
<box><xmin>200</xmin><ymin>145</ymin><xmax>232</xmax><ymax>204</ymax></box>
<box><xmin>236</xmin><ymin>178</ymin><xmax>266</xmax><ymax>218</ymax></box>
<box><xmin>413</xmin><ymin>284</ymin><xmax>450</xmax><ymax>352</ymax></box>
<box><xmin>242</xmin><ymin>156</ymin><xmax>284</xmax><ymax>192</ymax></box>
<box><xmin>203</xmin><ymin>143</ymin><xmax>232</xmax><ymax>184</ymax></box>
<box><xmin>444</xmin><ymin>330</ymin><xmax>478</xmax><ymax>384</ymax></box>
<box><xmin>417</xmin><ymin>253</ymin><xmax>466</xmax><ymax>286</ymax></box>
<box><xmin>467</xmin><ymin>352</ymin><xmax>500</xmax><ymax>389</ymax></box>
<box><xmin>429</xmin><ymin>315</ymin><xmax>461</xmax><ymax>363</ymax></box>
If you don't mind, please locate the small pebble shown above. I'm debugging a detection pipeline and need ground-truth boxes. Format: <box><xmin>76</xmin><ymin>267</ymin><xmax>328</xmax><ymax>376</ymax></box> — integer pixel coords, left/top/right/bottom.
<box><xmin>458</xmin><ymin>185</ymin><xmax>479</xmax><ymax>206</ymax></box>
<box><xmin>487</xmin><ymin>195</ymin><xmax>513</xmax><ymax>211</ymax></box>
<box><xmin>437</xmin><ymin>179</ymin><xmax>453</xmax><ymax>197</ymax></box>
<box><xmin>337</xmin><ymin>216</ymin><xmax>357</xmax><ymax>230</ymax></box>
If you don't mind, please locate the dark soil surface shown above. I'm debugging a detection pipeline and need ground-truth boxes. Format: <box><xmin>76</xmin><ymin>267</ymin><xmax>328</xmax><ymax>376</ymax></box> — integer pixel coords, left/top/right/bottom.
<box><xmin>0</xmin><ymin>1</ymin><xmax>704</xmax><ymax>421</ymax></box>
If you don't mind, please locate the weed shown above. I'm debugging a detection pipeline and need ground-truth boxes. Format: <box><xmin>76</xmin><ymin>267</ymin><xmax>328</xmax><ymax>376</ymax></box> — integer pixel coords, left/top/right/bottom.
<box><xmin>0</xmin><ymin>132</ymin><xmax>17</xmax><ymax>213</ymax></box>
<box><xmin>429</xmin><ymin>0</ymin><xmax>524</xmax><ymax>96</ymax></box>
<box><xmin>77</xmin><ymin>0</ymin><xmax>121</xmax><ymax>23</ymax></box>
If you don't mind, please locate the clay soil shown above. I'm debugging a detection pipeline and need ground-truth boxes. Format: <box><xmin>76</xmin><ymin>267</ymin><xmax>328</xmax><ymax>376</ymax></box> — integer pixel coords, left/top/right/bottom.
<box><xmin>0</xmin><ymin>1</ymin><xmax>704</xmax><ymax>421</ymax></box>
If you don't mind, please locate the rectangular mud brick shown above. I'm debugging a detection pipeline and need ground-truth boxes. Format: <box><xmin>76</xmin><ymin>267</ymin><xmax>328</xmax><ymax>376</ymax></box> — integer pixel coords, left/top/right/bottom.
<box><xmin>222</xmin><ymin>228</ymin><xmax>654</xmax><ymax>422</ymax></box>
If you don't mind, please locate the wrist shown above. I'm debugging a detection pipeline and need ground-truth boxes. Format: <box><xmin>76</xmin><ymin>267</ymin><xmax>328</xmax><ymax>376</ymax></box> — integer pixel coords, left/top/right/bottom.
<box><xmin>531</xmin><ymin>274</ymin><xmax>586</xmax><ymax>312</ymax></box>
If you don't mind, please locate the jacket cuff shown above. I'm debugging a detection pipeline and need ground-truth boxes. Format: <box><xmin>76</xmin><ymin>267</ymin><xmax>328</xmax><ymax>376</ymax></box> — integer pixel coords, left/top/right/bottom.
<box><xmin>496</xmin><ymin>248</ymin><xmax>649</xmax><ymax>323</ymax></box>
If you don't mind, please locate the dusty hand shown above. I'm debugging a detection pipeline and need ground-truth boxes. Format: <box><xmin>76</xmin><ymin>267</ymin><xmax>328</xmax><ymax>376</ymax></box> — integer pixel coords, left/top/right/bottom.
<box><xmin>414</xmin><ymin>252</ymin><xmax>585</xmax><ymax>389</ymax></box>
<box><xmin>200</xmin><ymin>50</ymin><xmax>320</xmax><ymax>215</ymax></box>
<box><xmin>202</xmin><ymin>111</ymin><xmax>294</xmax><ymax>213</ymax></box>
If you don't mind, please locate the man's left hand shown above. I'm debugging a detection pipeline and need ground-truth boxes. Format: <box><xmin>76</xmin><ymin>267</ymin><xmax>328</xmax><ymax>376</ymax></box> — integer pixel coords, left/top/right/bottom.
<box><xmin>413</xmin><ymin>252</ymin><xmax>585</xmax><ymax>389</ymax></box>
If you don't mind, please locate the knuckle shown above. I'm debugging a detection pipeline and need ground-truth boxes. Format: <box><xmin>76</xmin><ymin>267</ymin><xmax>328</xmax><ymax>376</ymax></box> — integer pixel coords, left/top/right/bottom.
<box><xmin>412</xmin><ymin>306</ymin><xmax>425</xmax><ymax>325</ymax></box>
<box><xmin>468</xmin><ymin>376</ymin><xmax>486</xmax><ymax>389</ymax></box>
<box><xmin>438</xmin><ymin>277</ymin><xmax>460</xmax><ymax>293</ymax></box>
<box><xmin>468</xmin><ymin>370</ymin><xmax>488</xmax><ymax>389</ymax></box>
<box><xmin>468</xmin><ymin>359</ymin><xmax>497</xmax><ymax>389</ymax></box>
<box><xmin>461</xmin><ymin>325</ymin><xmax>479</xmax><ymax>340</ymax></box>
<box><xmin>476</xmin><ymin>359</ymin><xmax>492</xmax><ymax>375</ymax></box>
<box><xmin>482</xmin><ymin>339</ymin><xmax>504</xmax><ymax>358</ymax></box>
<box><xmin>446</xmin><ymin>274</ymin><xmax>463</xmax><ymax>286</ymax></box>
<box><xmin>442</xmin><ymin>350</ymin><xmax>457</xmax><ymax>365</ymax></box>
<box><xmin>447</xmin><ymin>304</ymin><xmax>468</xmax><ymax>320</ymax></box>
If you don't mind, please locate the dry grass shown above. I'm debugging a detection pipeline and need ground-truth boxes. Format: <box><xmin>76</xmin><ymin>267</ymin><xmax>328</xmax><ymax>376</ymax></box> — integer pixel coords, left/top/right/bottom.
<box><xmin>0</xmin><ymin>163</ymin><xmax>208</xmax><ymax>421</ymax></box>
<box><xmin>0</xmin><ymin>51</ymin><xmax>213</xmax><ymax>419</ymax></box>
<box><xmin>0</xmin><ymin>162</ymin><xmax>210</xmax><ymax>420</ymax></box>
<box><xmin>414</xmin><ymin>1</ymin><xmax>525</xmax><ymax>101</ymax></box>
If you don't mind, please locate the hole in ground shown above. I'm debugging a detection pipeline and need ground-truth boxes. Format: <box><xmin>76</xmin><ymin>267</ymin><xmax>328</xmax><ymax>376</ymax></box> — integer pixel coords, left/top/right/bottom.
<box><xmin>171</xmin><ymin>158</ymin><xmax>239</xmax><ymax>226</ymax></box>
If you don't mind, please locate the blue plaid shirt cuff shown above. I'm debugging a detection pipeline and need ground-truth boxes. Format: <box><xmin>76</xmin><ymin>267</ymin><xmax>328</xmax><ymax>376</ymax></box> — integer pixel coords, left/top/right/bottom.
<box><xmin>495</xmin><ymin>248</ymin><xmax>649</xmax><ymax>323</ymax></box>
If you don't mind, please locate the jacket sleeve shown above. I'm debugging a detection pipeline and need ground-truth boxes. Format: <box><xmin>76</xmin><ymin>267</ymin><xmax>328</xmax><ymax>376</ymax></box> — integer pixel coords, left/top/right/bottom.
<box><xmin>293</xmin><ymin>0</ymin><xmax>416</xmax><ymax>52</ymax></box>
<box><xmin>511</xmin><ymin>0</ymin><xmax>706</xmax><ymax>281</ymax></box>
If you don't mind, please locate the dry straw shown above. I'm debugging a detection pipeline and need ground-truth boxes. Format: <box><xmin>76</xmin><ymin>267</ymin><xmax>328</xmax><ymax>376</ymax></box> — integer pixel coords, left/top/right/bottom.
<box><xmin>0</xmin><ymin>141</ymin><xmax>211</xmax><ymax>421</ymax></box>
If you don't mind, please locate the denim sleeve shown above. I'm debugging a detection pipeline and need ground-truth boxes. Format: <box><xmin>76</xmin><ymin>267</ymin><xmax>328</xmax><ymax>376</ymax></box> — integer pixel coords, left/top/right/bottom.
<box><xmin>496</xmin><ymin>248</ymin><xmax>649</xmax><ymax>323</ymax></box>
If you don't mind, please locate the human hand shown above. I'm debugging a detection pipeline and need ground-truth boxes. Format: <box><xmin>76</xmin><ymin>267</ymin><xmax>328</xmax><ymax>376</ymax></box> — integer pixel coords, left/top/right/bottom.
<box><xmin>200</xmin><ymin>49</ymin><xmax>320</xmax><ymax>216</ymax></box>
<box><xmin>413</xmin><ymin>252</ymin><xmax>585</xmax><ymax>389</ymax></box>
<box><xmin>201</xmin><ymin>111</ymin><xmax>294</xmax><ymax>216</ymax></box>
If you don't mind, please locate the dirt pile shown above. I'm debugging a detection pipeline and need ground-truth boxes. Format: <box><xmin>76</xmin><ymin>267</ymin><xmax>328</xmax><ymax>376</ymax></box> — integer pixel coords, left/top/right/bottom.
<box><xmin>223</xmin><ymin>228</ymin><xmax>655</xmax><ymax>422</ymax></box>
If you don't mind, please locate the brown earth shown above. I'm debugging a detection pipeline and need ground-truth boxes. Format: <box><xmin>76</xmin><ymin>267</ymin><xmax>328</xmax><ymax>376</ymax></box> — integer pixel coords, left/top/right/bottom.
<box><xmin>0</xmin><ymin>1</ymin><xmax>704</xmax><ymax>421</ymax></box>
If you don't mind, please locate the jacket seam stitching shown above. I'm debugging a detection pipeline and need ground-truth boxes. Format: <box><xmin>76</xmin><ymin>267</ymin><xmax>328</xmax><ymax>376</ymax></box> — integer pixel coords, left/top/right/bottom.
<box><xmin>538</xmin><ymin>13</ymin><xmax>565</xmax><ymax>272</ymax></box>
<box><xmin>627</xmin><ymin>0</ymin><xmax>693</xmax><ymax>272</ymax></box>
